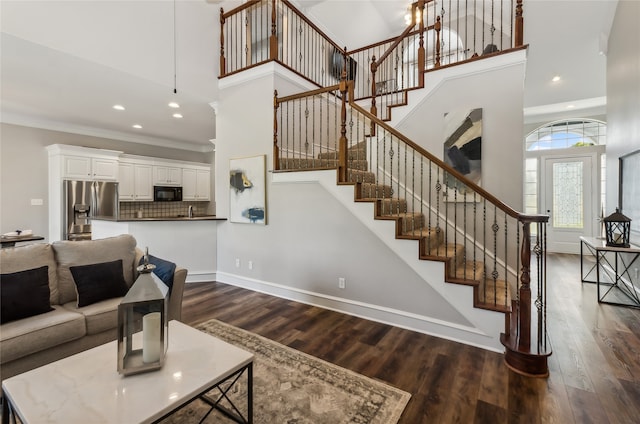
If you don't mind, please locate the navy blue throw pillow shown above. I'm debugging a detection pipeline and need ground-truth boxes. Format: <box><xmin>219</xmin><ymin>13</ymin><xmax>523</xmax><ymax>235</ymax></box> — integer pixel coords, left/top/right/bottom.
<box><xmin>139</xmin><ymin>255</ymin><xmax>176</xmax><ymax>293</ymax></box>
<box><xmin>70</xmin><ymin>259</ymin><xmax>129</xmax><ymax>307</ymax></box>
<box><xmin>1</xmin><ymin>266</ymin><xmax>53</xmax><ymax>324</ymax></box>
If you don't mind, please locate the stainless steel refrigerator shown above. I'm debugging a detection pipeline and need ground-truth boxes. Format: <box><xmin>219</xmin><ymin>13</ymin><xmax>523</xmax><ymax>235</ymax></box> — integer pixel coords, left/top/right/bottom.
<box><xmin>63</xmin><ymin>180</ymin><xmax>119</xmax><ymax>241</ymax></box>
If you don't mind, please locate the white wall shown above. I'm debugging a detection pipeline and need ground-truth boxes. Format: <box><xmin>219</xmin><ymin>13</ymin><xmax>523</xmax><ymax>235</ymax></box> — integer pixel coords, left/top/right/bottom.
<box><xmin>605</xmin><ymin>0</ymin><xmax>640</xmax><ymax>235</ymax></box>
<box><xmin>396</xmin><ymin>52</ymin><xmax>527</xmax><ymax>209</ymax></box>
<box><xmin>0</xmin><ymin>123</ymin><xmax>213</xmax><ymax>238</ymax></box>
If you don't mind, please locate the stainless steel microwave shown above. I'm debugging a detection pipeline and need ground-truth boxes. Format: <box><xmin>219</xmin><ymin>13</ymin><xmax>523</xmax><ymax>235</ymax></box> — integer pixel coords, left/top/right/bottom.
<box><xmin>154</xmin><ymin>186</ymin><xmax>182</xmax><ymax>202</ymax></box>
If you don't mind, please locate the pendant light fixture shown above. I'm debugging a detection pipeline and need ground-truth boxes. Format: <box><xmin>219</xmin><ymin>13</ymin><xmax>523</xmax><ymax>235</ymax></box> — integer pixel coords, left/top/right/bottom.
<box><xmin>173</xmin><ymin>0</ymin><xmax>177</xmax><ymax>94</ymax></box>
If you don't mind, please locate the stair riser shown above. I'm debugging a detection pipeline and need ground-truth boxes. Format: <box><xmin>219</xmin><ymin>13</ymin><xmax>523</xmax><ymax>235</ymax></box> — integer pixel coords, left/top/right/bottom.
<box><xmin>360</xmin><ymin>184</ymin><xmax>392</xmax><ymax>199</ymax></box>
<box><xmin>348</xmin><ymin>170</ymin><xmax>376</xmax><ymax>184</ymax></box>
<box><xmin>377</xmin><ymin>199</ymin><xmax>408</xmax><ymax>215</ymax></box>
<box><xmin>399</xmin><ymin>215</ymin><xmax>425</xmax><ymax>233</ymax></box>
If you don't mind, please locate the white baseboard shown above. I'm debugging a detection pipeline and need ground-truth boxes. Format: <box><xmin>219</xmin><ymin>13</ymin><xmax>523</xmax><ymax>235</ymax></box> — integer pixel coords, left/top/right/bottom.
<box><xmin>216</xmin><ymin>271</ymin><xmax>504</xmax><ymax>353</ymax></box>
<box><xmin>186</xmin><ymin>272</ymin><xmax>217</xmax><ymax>283</ymax></box>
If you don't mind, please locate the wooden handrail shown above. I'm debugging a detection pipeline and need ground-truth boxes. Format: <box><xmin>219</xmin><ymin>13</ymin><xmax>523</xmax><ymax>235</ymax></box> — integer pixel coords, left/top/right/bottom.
<box><xmin>345</xmin><ymin>81</ymin><xmax>542</xmax><ymax>222</ymax></box>
<box><xmin>374</xmin><ymin>18</ymin><xmax>417</xmax><ymax>69</ymax></box>
<box><xmin>221</xmin><ymin>0</ymin><xmax>262</xmax><ymax>19</ymax></box>
<box><xmin>281</xmin><ymin>0</ymin><xmax>346</xmax><ymax>54</ymax></box>
<box><xmin>275</xmin><ymin>84</ymin><xmax>341</xmax><ymax>104</ymax></box>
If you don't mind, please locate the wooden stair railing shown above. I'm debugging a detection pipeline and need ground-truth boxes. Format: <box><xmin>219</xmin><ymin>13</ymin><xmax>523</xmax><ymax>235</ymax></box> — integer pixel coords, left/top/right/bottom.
<box><xmin>273</xmin><ymin>73</ymin><xmax>550</xmax><ymax>377</ymax></box>
<box><xmin>348</xmin><ymin>0</ymin><xmax>526</xmax><ymax>123</ymax></box>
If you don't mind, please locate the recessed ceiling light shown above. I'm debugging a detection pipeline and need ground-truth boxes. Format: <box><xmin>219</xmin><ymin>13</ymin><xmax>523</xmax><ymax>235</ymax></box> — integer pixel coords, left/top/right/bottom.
<box><xmin>168</xmin><ymin>102</ymin><xmax>180</xmax><ymax>108</ymax></box>
<box><xmin>132</xmin><ymin>124</ymin><xmax>143</xmax><ymax>129</ymax></box>
<box><xmin>567</xmin><ymin>104</ymin><xmax>575</xmax><ymax>109</ymax></box>
<box><xmin>113</xmin><ymin>104</ymin><xmax>125</xmax><ymax>110</ymax></box>
<box><xmin>173</xmin><ymin>113</ymin><xmax>183</xmax><ymax>119</ymax></box>
<box><xmin>551</xmin><ymin>75</ymin><xmax>561</xmax><ymax>82</ymax></box>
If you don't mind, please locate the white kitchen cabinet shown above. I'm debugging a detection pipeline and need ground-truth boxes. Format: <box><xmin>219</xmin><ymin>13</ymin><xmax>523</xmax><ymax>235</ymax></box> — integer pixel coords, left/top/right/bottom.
<box><xmin>182</xmin><ymin>167</ymin><xmax>210</xmax><ymax>201</ymax></box>
<box><xmin>62</xmin><ymin>155</ymin><xmax>118</xmax><ymax>181</ymax></box>
<box><xmin>119</xmin><ymin>161</ymin><xmax>153</xmax><ymax>201</ymax></box>
<box><xmin>153</xmin><ymin>165</ymin><xmax>182</xmax><ymax>186</ymax></box>
<box><xmin>134</xmin><ymin>165</ymin><xmax>153</xmax><ymax>200</ymax></box>
<box><xmin>118</xmin><ymin>162</ymin><xmax>135</xmax><ymax>200</ymax></box>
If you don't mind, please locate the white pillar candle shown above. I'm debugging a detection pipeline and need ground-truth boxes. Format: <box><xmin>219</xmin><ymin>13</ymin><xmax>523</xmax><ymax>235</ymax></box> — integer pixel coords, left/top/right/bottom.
<box><xmin>142</xmin><ymin>312</ymin><xmax>161</xmax><ymax>363</ymax></box>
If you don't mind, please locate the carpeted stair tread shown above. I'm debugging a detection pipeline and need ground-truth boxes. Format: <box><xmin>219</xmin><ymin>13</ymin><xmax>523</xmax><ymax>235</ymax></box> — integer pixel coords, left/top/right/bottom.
<box><xmin>375</xmin><ymin>211</ymin><xmax>425</xmax><ymax>234</ymax></box>
<box><xmin>359</xmin><ymin>183</ymin><xmax>393</xmax><ymax>199</ymax></box>
<box><xmin>279</xmin><ymin>158</ymin><xmax>336</xmax><ymax>170</ymax></box>
<box><xmin>453</xmin><ymin>261</ymin><xmax>485</xmax><ymax>282</ymax></box>
<box><xmin>476</xmin><ymin>278</ymin><xmax>511</xmax><ymax>311</ymax></box>
<box><xmin>318</xmin><ymin>149</ymin><xmax>367</xmax><ymax>161</ymax></box>
<box><xmin>376</xmin><ymin>198</ymin><xmax>408</xmax><ymax>215</ymax></box>
<box><xmin>279</xmin><ymin>158</ymin><xmax>369</xmax><ymax>171</ymax></box>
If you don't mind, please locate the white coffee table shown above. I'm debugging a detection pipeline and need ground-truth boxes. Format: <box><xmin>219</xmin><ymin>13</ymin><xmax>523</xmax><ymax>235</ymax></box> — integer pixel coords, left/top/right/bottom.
<box><xmin>2</xmin><ymin>321</ymin><xmax>253</xmax><ymax>424</ymax></box>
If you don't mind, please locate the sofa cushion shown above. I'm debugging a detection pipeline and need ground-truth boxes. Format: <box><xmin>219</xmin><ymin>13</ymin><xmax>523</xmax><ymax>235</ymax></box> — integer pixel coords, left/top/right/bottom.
<box><xmin>1</xmin><ymin>266</ymin><xmax>53</xmax><ymax>324</ymax></box>
<box><xmin>0</xmin><ymin>243</ymin><xmax>59</xmax><ymax>305</ymax></box>
<box><xmin>0</xmin><ymin>306</ymin><xmax>86</xmax><ymax>364</ymax></box>
<box><xmin>70</xmin><ymin>259</ymin><xmax>129</xmax><ymax>307</ymax></box>
<box><xmin>62</xmin><ymin>298</ymin><xmax>122</xmax><ymax>335</ymax></box>
<box><xmin>52</xmin><ymin>234</ymin><xmax>137</xmax><ymax>305</ymax></box>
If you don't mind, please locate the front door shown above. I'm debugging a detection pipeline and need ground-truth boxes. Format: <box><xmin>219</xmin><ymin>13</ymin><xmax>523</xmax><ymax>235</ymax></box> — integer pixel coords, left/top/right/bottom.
<box><xmin>542</xmin><ymin>155</ymin><xmax>597</xmax><ymax>253</ymax></box>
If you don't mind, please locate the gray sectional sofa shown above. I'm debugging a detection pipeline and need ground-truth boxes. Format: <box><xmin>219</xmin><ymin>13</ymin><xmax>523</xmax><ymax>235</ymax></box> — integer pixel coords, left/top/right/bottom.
<box><xmin>0</xmin><ymin>234</ymin><xmax>187</xmax><ymax>381</ymax></box>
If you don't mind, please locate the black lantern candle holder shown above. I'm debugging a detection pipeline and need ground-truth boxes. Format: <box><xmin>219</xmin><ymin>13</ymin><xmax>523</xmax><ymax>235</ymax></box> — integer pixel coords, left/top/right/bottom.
<box><xmin>604</xmin><ymin>208</ymin><xmax>631</xmax><ymax>248</ymax></box>
<box><xmin>117</xmin><ymin>249</ymin><xmax>169</xmax><ymax>376</ymax></box>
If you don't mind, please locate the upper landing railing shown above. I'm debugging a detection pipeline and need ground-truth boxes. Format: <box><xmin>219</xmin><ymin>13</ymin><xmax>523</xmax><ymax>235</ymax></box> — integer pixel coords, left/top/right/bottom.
<box><xmin>219</xmin><ymin>0</ymin><xmax>525</xmax><ymax>118</ymax></box>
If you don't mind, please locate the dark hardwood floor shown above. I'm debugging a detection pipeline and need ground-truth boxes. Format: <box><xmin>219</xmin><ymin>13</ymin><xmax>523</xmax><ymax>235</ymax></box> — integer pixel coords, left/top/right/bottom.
<box><xmin>182</xmin><ymin>253</ymin><xmax>640</xmax><ymax>423</ymax></box>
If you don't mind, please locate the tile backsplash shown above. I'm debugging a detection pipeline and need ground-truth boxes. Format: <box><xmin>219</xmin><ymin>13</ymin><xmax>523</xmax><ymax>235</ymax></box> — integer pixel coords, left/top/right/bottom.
<box><xmin>119</xmin><ymin>202</ymin><xmax>211</xmax><ymax>219</ymax></box>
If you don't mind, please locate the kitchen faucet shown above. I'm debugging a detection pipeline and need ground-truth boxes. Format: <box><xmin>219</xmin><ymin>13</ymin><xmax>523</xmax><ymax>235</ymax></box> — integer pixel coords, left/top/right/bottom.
<box><xmin>188</xmin><ymin>205</ymin><xmax>193</xmax><ymax>218</ymax></box>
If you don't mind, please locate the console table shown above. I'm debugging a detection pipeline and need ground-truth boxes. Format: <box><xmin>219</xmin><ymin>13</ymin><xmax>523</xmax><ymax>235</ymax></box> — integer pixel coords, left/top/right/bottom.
<box><xmin>580</xmin><ymin>236</ymin><xmax>640</xmax><ymax>308</ymax></box>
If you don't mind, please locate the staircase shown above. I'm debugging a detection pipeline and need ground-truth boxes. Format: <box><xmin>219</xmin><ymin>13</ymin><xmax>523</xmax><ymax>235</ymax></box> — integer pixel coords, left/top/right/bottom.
<box><xmin>281</xmin><ymin>140</ymin><xmax>511</xmax><ymax>315</ymax></box>
<box><xmin>222</xmin><ymin>0</ymin><xmax>550</xmax><ymax>377</ymax></box>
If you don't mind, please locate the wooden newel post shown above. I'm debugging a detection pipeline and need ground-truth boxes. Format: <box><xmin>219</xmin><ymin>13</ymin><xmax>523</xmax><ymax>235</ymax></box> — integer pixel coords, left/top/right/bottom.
<box><xmin>273</xmin><ymin>90</ymin><xmax>280</xmax><ymax>171</ymax></box>
<box><xmin>270</xmin><ymin>0</ymin><xmax>278</xmax><ymax>60</ymax></box>
<box><xmin>370</xmin><ymin>55</ymin><xmax>378</xmax><ymax>136</ymax></box>
<box><xmin>338</xmin><ymin>50</ymin><xmax>348</xmax><ymax>183</ymax></box>
<box><xmin>417</xmin><ymin>0</ymin><xmax>426</xmax><ymax>87</ymax></box>
<box><xmin>435</xmin><ymin>16</ymin><xmax>441</xmax><ymax>68</ymax></box>
<box><xmin>515</xmin><ymin>0</ymin><xmax>524</xmax><ymax>47</ymax></box>
<box><xmin>519</xmin><ymin>219</ymin><xmax>532</xmax><ymax>349</ymax></box>
<box><xmin>220</xmin><ymin>8</ymin><xmax>226</xmax><ymax>76</ymax></box>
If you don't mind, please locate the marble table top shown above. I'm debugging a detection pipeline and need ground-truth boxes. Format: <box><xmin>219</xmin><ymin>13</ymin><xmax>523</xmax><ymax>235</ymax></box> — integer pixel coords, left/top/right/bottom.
<box><xmin>2</xmin><ymin>321</ymin><xmax>254</xmax><ymax>424</ymax></box>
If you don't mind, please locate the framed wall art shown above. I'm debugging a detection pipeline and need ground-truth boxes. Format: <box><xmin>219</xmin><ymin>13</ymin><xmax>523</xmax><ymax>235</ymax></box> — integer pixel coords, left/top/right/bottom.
<box><xmin>229</xmin><ymin>155</ymin><xmax>267</xmax><ymax>224</ymax></box>
<box><xmin>443</xmin><ymin>108</ymin><xmax>482</xmax><ymax>201</ymax></box>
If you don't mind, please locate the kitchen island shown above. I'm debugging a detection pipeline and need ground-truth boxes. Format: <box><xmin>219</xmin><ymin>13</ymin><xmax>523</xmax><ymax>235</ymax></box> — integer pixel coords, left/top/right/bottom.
<box><xmin>92</xmin><ymin>216</ymin><xmax>226</xmax><ymax>282</ymax></box>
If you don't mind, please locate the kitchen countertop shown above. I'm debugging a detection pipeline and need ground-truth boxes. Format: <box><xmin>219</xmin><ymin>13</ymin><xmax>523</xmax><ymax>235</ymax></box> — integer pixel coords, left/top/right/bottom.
<box><xmin>92</xmin><ymin>215</ymin><xmax>226</xmax><ymax>222</ymax></box>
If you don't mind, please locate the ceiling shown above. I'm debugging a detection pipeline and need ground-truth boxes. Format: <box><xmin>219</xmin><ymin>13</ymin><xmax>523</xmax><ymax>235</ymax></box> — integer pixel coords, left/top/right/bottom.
<box><xmin>0</xmin><ymin>1</ymin><xmax>619</xmax><ymax>152</ymax></box>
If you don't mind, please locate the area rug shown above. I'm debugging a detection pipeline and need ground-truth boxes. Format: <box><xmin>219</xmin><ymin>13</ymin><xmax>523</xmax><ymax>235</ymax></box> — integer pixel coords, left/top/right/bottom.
<box><xmin>160</xmin><ymin>319</ymin><xmax>410</xmax><ymax>423</ymax></box>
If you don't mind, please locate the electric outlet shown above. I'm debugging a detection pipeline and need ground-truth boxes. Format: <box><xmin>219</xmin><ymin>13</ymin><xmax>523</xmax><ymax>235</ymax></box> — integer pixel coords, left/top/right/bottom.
<box><xmin>235</xmin><ymin>258</ymin><xmax>240</xmax><ymax>268</ymax></box>
<box><xmin>338</xmin><ymin>277</ymin><xmax>346</xmax><ymax>289</ymax></box>
<box><xmin>248</xmin><ymin>261</ymin><xmax>253</xmax><ymax>270</ymax></box>
<box><xmin>30</xmin><ymin>198</ymin><xmax>44</xmax><ymax>206</ymax></box>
